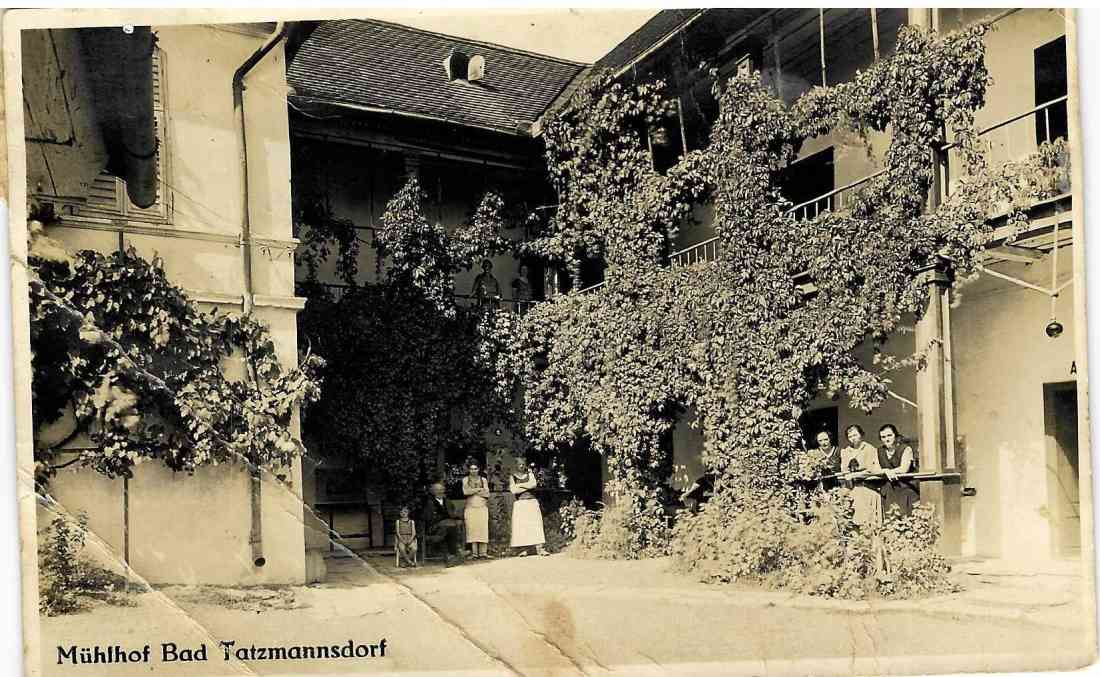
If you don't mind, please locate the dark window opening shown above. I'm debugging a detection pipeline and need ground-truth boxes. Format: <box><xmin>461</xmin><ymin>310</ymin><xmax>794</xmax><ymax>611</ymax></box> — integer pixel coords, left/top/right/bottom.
<box><xmin>683</xmin><ymin>77</ymin><xmax>719</xmax><ymax>151</ymax></box>
<box><xmin>548</xmin><ymin>263</ymin><xmax>572</xmax><ymax>295</ymax></box>
<box><xmin>650</xmin><ymin>103</ymin><xmax>687</xmax><ymax>174</ymax></box>
<box><xmin>781</xmin><ymin>147</ymin><xmax>834</xmax><ymax>219</ymax></box>
<box><xmin>1034</xmin><ymin>35</ymin><xmax>1068</xmax><ymax>145</ymax></box>
<box><xmin>799</xmin><ymin>406</ymin><xmax>839</xmax><ymax>450</ymax></box>
<box><xmin>579</xmin><ymin>256</ymin><xmax>606</xmax><ymax>289</ymax></box>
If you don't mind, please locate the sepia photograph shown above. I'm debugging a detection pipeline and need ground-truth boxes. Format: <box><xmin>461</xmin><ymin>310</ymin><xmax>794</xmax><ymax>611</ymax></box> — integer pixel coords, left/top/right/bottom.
<box><xmin>2</xmin><ymin>6</ymin><xmax>1096</xmax><ymax>675</ymax></box>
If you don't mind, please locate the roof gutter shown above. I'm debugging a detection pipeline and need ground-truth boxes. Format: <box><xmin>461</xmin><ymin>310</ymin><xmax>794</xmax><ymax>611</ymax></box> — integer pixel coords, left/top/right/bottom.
<box><xmin>232</xmin><ymin>20</ymin><xmax>287</xmax><ymax>571</ymax></box>
<box><xmin>290</xmin><ymin>95</ymin><xmax>531</xmax><ymax>137</ymax></box>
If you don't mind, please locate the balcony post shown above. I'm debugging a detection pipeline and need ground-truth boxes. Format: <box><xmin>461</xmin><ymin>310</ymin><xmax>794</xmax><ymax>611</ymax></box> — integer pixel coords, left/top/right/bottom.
<box><xmin>915</xmin><ymin>266</ymin><xmax>962</xmax><ymax>556</ymax></box>
<box><xmin>906</xmin><ymin>8</ymin><xmax>932</xmax><ymax>31</ymax></box>
<box><xmin>907</xmin><ymin>6</ymin><xmax>959</xmax><ymax>551</ymax></box>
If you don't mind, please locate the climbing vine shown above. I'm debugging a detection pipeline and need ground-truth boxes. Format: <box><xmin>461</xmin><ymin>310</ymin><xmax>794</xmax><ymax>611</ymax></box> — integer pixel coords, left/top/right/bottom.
<box><xmin>29</xmin><ymin>213</ymin><xmax>324</xmax><ymax>489</ymax></box>
<box><xmin>529</xmin><ymin>70</ymin><xmax>712</xmax><ymax>282</ymax></box>
<box><xmin>297</xmin><ymin>177</ymin><xmax>521</xmax><ymax>503</ymax></box>
<box><xmin>518</xmin><ymin>22</ymin><xmax>1067</xmax><ymax>559</ymax></box>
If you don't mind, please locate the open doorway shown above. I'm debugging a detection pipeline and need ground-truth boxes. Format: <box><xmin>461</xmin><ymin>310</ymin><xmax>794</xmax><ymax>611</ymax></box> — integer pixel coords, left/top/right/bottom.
<box><xmin>1043</xmin><ymin>381</ymin><xmax>1080</xmax><ymax>558</ymax></box>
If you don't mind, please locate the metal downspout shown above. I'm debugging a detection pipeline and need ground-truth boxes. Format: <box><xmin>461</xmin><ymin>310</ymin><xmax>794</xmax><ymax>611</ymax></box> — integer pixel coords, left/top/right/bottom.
<box><xmin>233</xmin><ymin>21</ymin><xmax>287</xmax><ymax>569</ymax></box>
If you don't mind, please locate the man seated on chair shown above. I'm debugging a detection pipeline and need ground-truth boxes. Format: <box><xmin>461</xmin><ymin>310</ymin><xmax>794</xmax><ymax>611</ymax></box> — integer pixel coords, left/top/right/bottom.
<box><xmin>420</xmin><ymin>482</ymin><xmax>464</xmax><ymax>566</ymax></box>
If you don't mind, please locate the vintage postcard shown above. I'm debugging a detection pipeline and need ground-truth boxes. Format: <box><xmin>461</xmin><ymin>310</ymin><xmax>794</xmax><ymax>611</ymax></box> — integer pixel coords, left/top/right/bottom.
<box><xmin>3</xmin><ymin>6</ymin><xmax>1097</xmax><ymax>676</ymax></box>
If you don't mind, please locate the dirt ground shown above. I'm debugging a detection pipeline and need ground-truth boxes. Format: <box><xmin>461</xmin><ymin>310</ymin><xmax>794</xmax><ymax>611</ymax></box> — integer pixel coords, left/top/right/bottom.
<box><xmin>34</xmin><ymin>552</ymin><xmax>1095</xmax><ymax>676</ymax></box>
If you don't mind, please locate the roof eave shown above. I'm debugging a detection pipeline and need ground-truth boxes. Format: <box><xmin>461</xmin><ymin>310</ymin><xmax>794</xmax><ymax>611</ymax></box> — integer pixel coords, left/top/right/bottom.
<box><xmin>611</xmin><ymin>8</ymin><xmax>710</xmax><ymax>79</ymax></box>
<box><xmin>290</xmin><ymin>96</ymin><xmax>534</xmax><ymax>137</ymax></box>
<box><xmin>529</xmin><ymin>65</ymin><xmax>594</xmax><ymax>138</ymax></box>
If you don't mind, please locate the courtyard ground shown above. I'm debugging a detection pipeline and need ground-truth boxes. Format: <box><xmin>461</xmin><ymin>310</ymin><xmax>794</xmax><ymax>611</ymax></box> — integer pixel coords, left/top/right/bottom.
<box><xmin>36</xmin><ymin>551</ymin><xmax>1094</xmax><ymax>676</ymax></box>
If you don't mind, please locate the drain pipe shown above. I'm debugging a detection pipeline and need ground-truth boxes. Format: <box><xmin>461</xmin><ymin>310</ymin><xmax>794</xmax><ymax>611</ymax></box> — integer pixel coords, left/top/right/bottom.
<box><xmin>233</xmin><ymin>21</ymin><xmax>287</xmax><ymax>569</ymax></box>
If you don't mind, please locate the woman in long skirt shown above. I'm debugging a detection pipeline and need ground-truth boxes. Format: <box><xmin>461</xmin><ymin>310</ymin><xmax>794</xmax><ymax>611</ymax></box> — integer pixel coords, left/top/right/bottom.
<box><xmin>462</xmin><ymin>459</ymin><xmax>491</xmax><ymax>559</ymax></box>
<box><xmin>509</xmin><ymin>455</ymin><xmax>548</xmax><ymax>556</ymax></box>
<box><xmin>840</xmin><ymin>424</ymin><xmax>891</xmax><ymax>580</ymax></box>
<box><xmin>839</xmin><ymin>424</ymin><xmax>883</xmax><ymax>528</ymax></box>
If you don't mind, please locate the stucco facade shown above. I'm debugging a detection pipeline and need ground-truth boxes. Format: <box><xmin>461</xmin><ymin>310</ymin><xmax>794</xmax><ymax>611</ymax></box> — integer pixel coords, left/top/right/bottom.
<box><xmin>25</xmin><ymin>24</ymin><xmax>309</xmax><ymax>585</ymax></box>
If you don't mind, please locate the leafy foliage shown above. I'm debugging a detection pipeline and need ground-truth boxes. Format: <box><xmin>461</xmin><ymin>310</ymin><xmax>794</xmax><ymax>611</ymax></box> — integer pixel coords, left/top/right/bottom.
<box><xmin>297</xmin><ymin>178</ymin><xmax>522</xmax><ymax>504</ymax></box>
<box><xmin>516</xmin><ymin>24</ymin><xmax>1066</xmax><ymax>564</ymax></box>
<box><xmin>670</xmin><ymin>489</ymin><xmax>956</xmax><ymax>599</ymax></box>
<box><xmin>557</xmin><ymin>497</ymin><xmax>596</xmax><ymax>541</ymax></box>
<box><xmin>563</xmin><ymin>498</ymin><xmax>667</xmax><ymax>560</ymax></box>
<box><xmin>531</xmin><ymin>71</ymin><xmax>712</xmax><ymax>282</ymax></box>
<box><xmin>29</xmin><ymin>216</ymin><xmax>324</xmax><ymax>487</ymax></box>
<box><xmin>38</xmin><ymin>512</ymin><xmax>140</xmax><ymax>615</ymax></box>
<box><xmin>292</xmin><ymin>145</ymin><xmax>362</xmax><ymax>286</ymax></box>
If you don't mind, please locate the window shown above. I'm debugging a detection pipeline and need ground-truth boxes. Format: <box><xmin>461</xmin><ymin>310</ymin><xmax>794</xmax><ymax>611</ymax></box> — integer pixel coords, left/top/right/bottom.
<box><xmin>578</xmin><ymin>256</ymin><xmax>606</xmax><ymax>289</ymax></box>
<box><xmin>76</xmin><ymin>48</ymin><xmax>171</xmax><ymax>223</ymax></box>
<box><xmin>649</xmin><ymin>99</ymin><xmax>687</xmax><ymax>174</ymax></box>
<box><xmin>781</xmin><ymin>147</ymin><xmax>834</xmax><ymax>219</ymax></box>
<box><xmin>1034</xmin><ymin>35</ymin><xmax>1068</xmax><ymax>145</ymax></box>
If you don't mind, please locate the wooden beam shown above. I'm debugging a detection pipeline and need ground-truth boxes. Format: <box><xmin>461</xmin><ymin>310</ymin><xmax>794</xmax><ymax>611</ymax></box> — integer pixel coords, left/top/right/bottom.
<box><xmin>871</xmin><ymin>8</ymin><xmax>880</xmax><ymax>61</ymax></box>
<box><xmin>772</xmin><ymin>14</ymin><xmax>784</xmax><ymax>100</ymax></box>
<box><xmin>985</xmin><ymin>244</ymin><xmax>1044</xmax><ymax>263</ymax></box>
<box><xmin>818</xmin><ymin>9</ymin><xmax>827</xmax><ymax>86</ymax></box>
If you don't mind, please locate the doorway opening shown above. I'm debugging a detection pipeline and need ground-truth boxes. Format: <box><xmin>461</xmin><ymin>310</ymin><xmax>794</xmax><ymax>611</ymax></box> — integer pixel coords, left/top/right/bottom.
<box><xmin>1043</xmin><ymin>380</ymin><xmax>1080</xmax><ymax>558</ymax></box>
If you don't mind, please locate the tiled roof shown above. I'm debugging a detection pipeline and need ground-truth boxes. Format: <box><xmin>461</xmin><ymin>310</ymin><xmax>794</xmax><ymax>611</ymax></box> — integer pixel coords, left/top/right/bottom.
<box><xmin>594</xmin><ymin>9</ymin><xmax>706</xmax><ymax>73</ymax></box>
<box><xmin>286</xmin><ymin>19</ymin><xmax>588</xmax><ymax>136</ymax></box>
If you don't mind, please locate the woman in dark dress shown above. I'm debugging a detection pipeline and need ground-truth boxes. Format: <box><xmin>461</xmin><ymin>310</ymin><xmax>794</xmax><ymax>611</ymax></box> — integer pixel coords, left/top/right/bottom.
<box><xmin>877</xmin><ymin>423</ymin><xmax>920</xmax><ymax>518</ymax></box>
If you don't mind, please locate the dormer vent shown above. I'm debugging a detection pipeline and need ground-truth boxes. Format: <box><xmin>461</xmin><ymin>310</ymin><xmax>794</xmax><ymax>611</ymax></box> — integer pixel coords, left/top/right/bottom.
<box><xmin>443</xmin><ymin>50</ymin><xmax>485</xmax><ymax>82</ymax></box>
<box><xmin>467</xmin><ymin>55</ymin><xmax>485</xmax><ymax>82</ymax></box>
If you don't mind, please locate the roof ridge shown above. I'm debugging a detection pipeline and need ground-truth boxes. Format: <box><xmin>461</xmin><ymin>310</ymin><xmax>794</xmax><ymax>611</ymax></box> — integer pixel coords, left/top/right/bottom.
<box><xmin>346</xmin><ymin>16</ymin><xmax>591</xmax><ymax>67</ymax></box>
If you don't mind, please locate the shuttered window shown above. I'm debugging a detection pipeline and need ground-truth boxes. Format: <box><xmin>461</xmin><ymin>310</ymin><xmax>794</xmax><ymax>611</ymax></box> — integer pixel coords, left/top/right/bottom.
<box><xmin>77</xmin><ymin>48</ymin><xmax>171</xmax><ymax>223</ymax></box>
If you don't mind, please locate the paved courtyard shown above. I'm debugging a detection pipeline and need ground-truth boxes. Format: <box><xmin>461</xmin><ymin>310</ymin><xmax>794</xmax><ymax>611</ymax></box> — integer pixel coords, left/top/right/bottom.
<box><xmin>36</xmin><ymin>552</ymin><xmax>1095</xmax><ymax>676</ymax></box>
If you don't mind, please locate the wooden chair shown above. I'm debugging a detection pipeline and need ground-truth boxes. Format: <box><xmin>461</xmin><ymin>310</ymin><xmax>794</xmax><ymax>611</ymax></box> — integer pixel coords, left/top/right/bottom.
<box><xmin>418</xmin><ymin>520</ymin><xmax>466</xmax><ymax>562</ymax></box>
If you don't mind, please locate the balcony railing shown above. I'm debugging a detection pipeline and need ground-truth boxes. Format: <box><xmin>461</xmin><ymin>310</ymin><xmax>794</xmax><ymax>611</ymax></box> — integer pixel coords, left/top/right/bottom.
<box><xmin>454</xmin><ymin>294</ymin><xmax>538</xmax><ymax>314</ymax></box>
<box><xmin>944</xmin><ymin>95</ymin><xmax>1069</xmax><ymax>197</ymax></box>
<box><xmin>785</xmin><ymin>96</ymin><xmax>1069</xmax><ymax>222</ymax></box>
<box><xmin>788</xmin><ymin>170</ymin><xmax>886</xmax><ymax>221</ymax></box>
<box><xmin>670</xmin><ymin>95</ymin><xmax>1071</xmax><ymax>274</ymax></box>
<box><xmin>670</xmin><ymin>237</ymin><xmax>721</xmax><ymax>268</ymax></box>
<box><xmin>301</xmin><ymin>283</ymin><xmax>538</xmax><ymax>314</ymax></box>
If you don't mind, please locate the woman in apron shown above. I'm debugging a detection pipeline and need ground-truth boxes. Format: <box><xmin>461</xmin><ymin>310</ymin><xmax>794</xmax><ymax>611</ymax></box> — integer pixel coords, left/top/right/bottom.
<box><xmin>509</xmin><ymin>454</ymin><xmax>548</xmax><ymax>556</ymax></box>
<box><xmin>462</xmin><ymin>459</ymin><xmax>491</xmax><ymax>559</ymax></box>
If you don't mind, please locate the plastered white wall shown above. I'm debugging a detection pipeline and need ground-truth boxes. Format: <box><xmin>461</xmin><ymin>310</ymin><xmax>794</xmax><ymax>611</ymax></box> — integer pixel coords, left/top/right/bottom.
<box><xmin>29</xmin><ymin>24</ymin><xmax>307</xmax><ymax>585</ymax></box>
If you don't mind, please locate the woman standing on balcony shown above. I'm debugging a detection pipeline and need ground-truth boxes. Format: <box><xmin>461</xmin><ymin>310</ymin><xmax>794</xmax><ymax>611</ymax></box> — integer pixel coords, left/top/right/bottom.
<box><xmin>509</xmin><ymin>453</ymin><xmax>548</xmax><ymax>556</ymax></box>
<box><xmin>462</xmin><ymin>459</ymin><xmax>491</xmax><ymax>559</ymax></box>
<box><xmin>511</xmin><ymin>264</ymin><xmax>533</xmax><ymax>314</ymax></box>
<box><xmin>876</xmin><ymin>424</ymin><xmax>919</xmax><ymax>518</ymax></box>
<box><xmin>839</xmin><ymin>425</ymin><xmax>883</xmax><ymax>528</ymax></box>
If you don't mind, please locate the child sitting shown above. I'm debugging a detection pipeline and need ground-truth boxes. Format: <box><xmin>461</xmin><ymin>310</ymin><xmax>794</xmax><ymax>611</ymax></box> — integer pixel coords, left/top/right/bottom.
<box><xmin>395</xmin><ymin>506</ymin><xmax>417</xmax><ymax>568</ymax></box>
